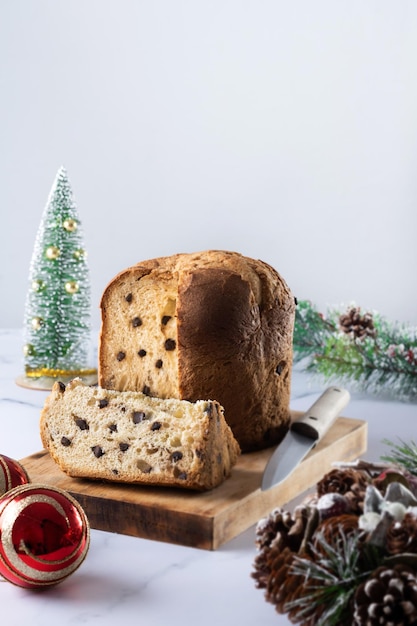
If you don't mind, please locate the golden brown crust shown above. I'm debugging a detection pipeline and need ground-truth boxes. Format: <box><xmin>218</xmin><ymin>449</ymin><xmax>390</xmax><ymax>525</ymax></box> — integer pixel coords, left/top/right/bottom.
<box><xmin>99</xmin><ymin>250</ymin><xmax>295</xmax><ymax>451</ymax></box>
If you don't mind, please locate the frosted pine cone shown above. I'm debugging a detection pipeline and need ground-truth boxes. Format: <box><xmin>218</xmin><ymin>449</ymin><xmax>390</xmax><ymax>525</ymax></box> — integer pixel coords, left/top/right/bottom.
<box><xmin>266</xmin><ymin>548</ymin><xmax>324</xmax><ymax>625</ymax></box>
<box><xmin>254</xmin><ymin>505</ymin><xmax>311</xmax><ymax>553</ymax></box>
<box><xmin>386</xmin><ymin>512</ymin><xmax>417</xmax><ymax>555</ymax></box>
<box><xmin>264</xmin><ymin>546</ymin><xmax>297</xmax><ymax>610</ymax></box>
<box><xmin>317</xmin><ymin>468</ymin><xmax>369</xmax><ymax>496</ymax></box>
<box><xmin>254</xmin><ymin>507</ymin><xmax>294</xmax><ymax>552</ymax></box>
<box><xmin>252</xmin><ymin>539</ymin><xmax>280</xmax><ymax>590</ymax></box>
<box><xmin>345</xmin><ymin>480</ymin><xmax>369</xmax><ymax>514</ymax></box>
<box><xmin>339</xmin><ymin>306</ymin><xmax>376</xmax><ymax>340</ymax></box>
<box><xmin>353</xmin><ymin>564</ymin><xmax>417</xmax><ymax>625</ymax></box>
<box><xmin>317</xmin><ymin>468</ymin><xmax>369</xmax><ymax>514</ymax></box>
<box><xmin>314</xmin><ymin>514</ymin><xmax>360</xmax><ymax>550</ymax></box>
<box><xmin>252</xmin><ymin>505</ymin><xmax>310</xmax><ymax>589</ymax></box>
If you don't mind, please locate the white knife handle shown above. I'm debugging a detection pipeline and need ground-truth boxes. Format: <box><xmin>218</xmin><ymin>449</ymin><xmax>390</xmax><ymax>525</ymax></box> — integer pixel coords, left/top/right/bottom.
<box><xmin>291</xmin><ymin>387</ymin><xmax>350</xmax><ymax>440</ymax></box>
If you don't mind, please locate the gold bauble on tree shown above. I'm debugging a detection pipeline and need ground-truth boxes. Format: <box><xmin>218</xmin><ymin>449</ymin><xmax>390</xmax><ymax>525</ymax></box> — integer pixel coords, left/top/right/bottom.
<box><xmin>45</xmin><ymin>245</ymin><xmax>60</xmax><ymax>260</ymax></box>
<box><xmin>73</xmin><ymin>248</ymin><xmax>86</xmax><ymax>260</ymax></box>
<box><xmin>31</xmin><ymin>279</ymin><xmax>45</xmax><ymax>292</ymax></box>
<box><xmin>63</xmin><ymin>218</ymin><xmax>78</xmax><ymax>232</ymax></box>
<box><xmin>23</xmin><ymin>344</ymin><xmax>35</xmax><ymax>357</ymax></box>
<box><xmin>31</xmin><ymin>317</ymin><xmax>43</xmax><ymax>331</ymax></box>
<box><xmin>65</xmin><ymin>280</ymin><xmax>79</xmax><ymax>294</ymax></box>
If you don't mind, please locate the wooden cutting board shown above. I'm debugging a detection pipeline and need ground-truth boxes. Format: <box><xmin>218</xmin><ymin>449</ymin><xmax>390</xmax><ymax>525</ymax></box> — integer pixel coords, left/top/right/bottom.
<box><xmin>21</xmin><ymin>413</ymin><xmax>367</xmax><ymax>550</ymax></box>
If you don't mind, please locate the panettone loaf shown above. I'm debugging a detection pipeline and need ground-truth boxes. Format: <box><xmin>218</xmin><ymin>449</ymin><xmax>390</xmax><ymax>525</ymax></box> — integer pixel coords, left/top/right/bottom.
<box><xmin>40</xmin><ymin>378</ymin><xmax>240</xmax><ymax>491</ymax></box>
<box><xmin>99</xmin><ymin>250</ymin><xmax>296</xmax><ymax>452</ymax></box>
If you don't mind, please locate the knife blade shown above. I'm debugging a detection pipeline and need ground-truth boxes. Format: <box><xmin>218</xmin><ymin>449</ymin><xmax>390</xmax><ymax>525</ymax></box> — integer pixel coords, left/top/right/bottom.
<box><xmin>261</xmin><ymin>386</ymin><xmax>351</xmax><ymax>491</ymax></box>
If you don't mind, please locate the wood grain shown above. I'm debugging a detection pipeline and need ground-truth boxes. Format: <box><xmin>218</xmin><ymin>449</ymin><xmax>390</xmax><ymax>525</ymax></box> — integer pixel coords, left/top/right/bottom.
<box><xmin>21</xmin><ymin>413</ymin><xmax>367</xmax><ymax>550</ymax></box>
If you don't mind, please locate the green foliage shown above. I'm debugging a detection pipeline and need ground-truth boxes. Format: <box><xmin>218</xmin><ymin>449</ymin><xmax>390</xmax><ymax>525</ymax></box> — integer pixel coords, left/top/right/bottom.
<box><xmin>381</xmin><ymin>439</ymin><xmax>417</xmax><ymax>476</ymax></box>
<box><xmin>286</xmin><ymin>528</ymin><xmax>368</xmax><ymax>626</ymax></box>
<box><xmin>293</xmin><ymin>300</ymin><xmax>417</xmax><ymax>401</ymax></box>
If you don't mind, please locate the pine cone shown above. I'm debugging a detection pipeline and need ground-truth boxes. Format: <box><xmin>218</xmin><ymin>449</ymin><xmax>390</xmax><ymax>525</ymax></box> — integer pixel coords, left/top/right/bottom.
<box><xmin>353</xmin><ymin>564</ymin><xmax>417</xmax><ymax>625</ymax></box>
<box><xmin>252</xmin><ymin>505</ymin><xmax>322</xmax><ymax>624</ymax></box>
<box><xmin>314</xmin><ymin>513</ymin><xmax>360</xmax><ymax>551</ymax></box>
<box><xmin>254</xmin><ymin>507</ymin><xmax>294</xmax><ymax>552</ymax></box>
<box><xmin>264</xmin><ymin>546</ymin><xmax>297</xmax><ymax>610</ymax></box>
<box><xmin>252</xmin><ymin>544</ymin><xmax>274</xmax><ymax>590</ymax></box>
<box><xmin>252</xmin><ymin>505</ymin><xmax>310</xmax><ymax>589</ymax></box>
<box><xmin>266</xmin><ymin>547</ymin><xmax>324</xmax><ymax>625</ymax></box>
<box><xmin>339</xmin><ymin>306</ymin><xmax>376</xmax><ymax>340</ymax></box>
<box><xmin>255</xmin><ymin>505</ymin><xmax>311</xmax><ymax>552</ymax></box>
<box><xmin>317</xmin><ymin>468</ymin><xmax>369</xmax><ymax>514</ymax></box>
<box><xmin>386</xmin><ymin>512</ymin><xmax>417</xmax><ymax>555</ymax></box>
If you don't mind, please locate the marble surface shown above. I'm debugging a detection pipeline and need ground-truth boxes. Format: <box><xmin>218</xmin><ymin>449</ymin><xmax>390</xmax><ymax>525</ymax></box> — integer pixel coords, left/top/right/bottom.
<box><xmin>0</xmin><ymin>328</ymin><xmax>416</xmax><ymax>626</ymax></box>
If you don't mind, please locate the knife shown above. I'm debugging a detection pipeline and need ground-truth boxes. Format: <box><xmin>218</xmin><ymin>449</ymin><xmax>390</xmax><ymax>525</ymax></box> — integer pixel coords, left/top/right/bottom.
<box><xmin>261</xmin><ymin>386</ymin><xmax>351</xmax><ymax>491</ymax></box>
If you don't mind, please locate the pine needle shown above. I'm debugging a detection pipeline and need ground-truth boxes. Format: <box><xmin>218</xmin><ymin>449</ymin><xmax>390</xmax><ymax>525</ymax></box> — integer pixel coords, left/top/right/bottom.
<box><xmin>381</xmin><ymin>438</ymin><xmax>417</xmax><ymax>476</ymax></box>
<box><xmin>285</xmin><ymin>527</ymin><xmax>370</xmax><ymax>626</ymax></box>
<box><xmin>293</xmin><ymin>300</ymin><xmax>417</xmax><ymax>401</ymax></box>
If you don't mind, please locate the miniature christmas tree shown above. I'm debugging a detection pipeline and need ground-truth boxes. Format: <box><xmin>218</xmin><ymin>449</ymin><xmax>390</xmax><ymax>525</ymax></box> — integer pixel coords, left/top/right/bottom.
<box><xmin>17</xmin><ymin>167</ymin><xmax>97</xmax><ymax>389</ymax></box>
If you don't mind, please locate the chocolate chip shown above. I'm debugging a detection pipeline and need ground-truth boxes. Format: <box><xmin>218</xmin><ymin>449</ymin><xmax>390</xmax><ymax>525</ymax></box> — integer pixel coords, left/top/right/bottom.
<box><xmin>294</xmin><ymin>296</ymin><xmax>298</xmax><ymax>306</ymax></box>
<box><xmin>132</xmin><ymin>411</ymin><xmax>146</xmax><ymax>424</ymax></box>
<box><xmin>57</xmin><ymin>381</ymin><xmax>66</xmax><ymax>392</ymax></box>
<box><xmin>75</xmin><ymin>418</ymin><xmax>89</xmax><ymax>431</ymax></box>
<box><xmin>138</xmin><ymin>349</ymin><xmax>147</xmax><ymax>357</ymax></box>
<box><xmin>98</xmin><ymin>398</ymin><xmax>109</xmax><ymax>409</ymax></box>
<box><xmin>91</xmin><ymin>446</ymin><xmax>104</xmax><ymax>458</ymax></box>
<box><xmin>112</xmin><ymin>469</ymin><xmax>119</xmax><ymax>475</ymax></box>
<box><xmin>132</xmin><ymin>317</ymin><xmax>142</xmax><ymax>327</ymax></box>
<box><xmin>151</xmin><ymin>421</ymin><xmax>161</xmax><ymax>431</ymax></box>
<box><xmin>109</xmin><ymin>424</ymin><xmax>118</xmax><ymax>433</ymax></box>
<box><xmin>142</xmin><ymin>385</ymin><xmax>151</xmax><ymax>396</ymax></box>
<box><xmin>161</xmin><ymin>315</ymin><xmax>171</xmax><ymax>325</ymax></box>
<box><xmin>125</xmin><ymin>293</ymin><xmax>133</xmax><ymax>303</ymax></box>
<box><xmin>171</xmin><ymin>451</ymin><xmax>183</xmax><ymax>462</ymax></box>
<box><xmin>61</xmin><ymin>436</ymin><xmax>71</xmax><ymax>447</ymax></box>
<box><xmin>155</xmin><ymin>359</ymin><xmax>163</xmax><ymax>369</ymax></box>
<box><xmin>117</xmin><ymin>351</ymin><xmax>126</xmax><ymax>361</ymax></box>
<box><xmin>164</xmin><ymin>338</ymin><xmax>176</xmax><ymax>351</ymax></box>
<box><xmin>119</xmin><ymin>443</ymin><xmax>130</xmax><ymax>452</ymax></box>
<box><xmin>178</xmin><ymin>472</ymin><xmax>187</xmax><ymax>480</ymax></box>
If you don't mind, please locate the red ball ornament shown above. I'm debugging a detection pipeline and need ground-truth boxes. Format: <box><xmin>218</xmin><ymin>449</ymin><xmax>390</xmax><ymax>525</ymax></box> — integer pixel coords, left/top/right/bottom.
<box><xmin>0</xmin><ymin>455</ymin><xmax>30</xmax><ymax>496</ymax></box>
<box><xmin>0</xmin><ymin>484</ymin><xmax>90</xmax><ymax>588</ymax></box>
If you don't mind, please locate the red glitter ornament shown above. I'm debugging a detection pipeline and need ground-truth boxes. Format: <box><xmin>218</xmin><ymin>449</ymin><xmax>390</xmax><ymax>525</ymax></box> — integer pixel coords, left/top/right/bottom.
<box><xmin>0</xmin><ymin>455</ymin><xmax>30</xmax><ymax>496</ymax></box>
<box><xmin>0</xmin><ymin>484</ymin><xmax>90</xmax><ymax>588</ymax></box>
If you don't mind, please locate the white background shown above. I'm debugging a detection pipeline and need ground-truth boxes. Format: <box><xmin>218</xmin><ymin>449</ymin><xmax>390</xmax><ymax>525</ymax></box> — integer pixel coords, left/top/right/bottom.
<box><xmin>1</xmin><ymin>0</ymin><xmax>416</xmax><ymax>330</ymax></box>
